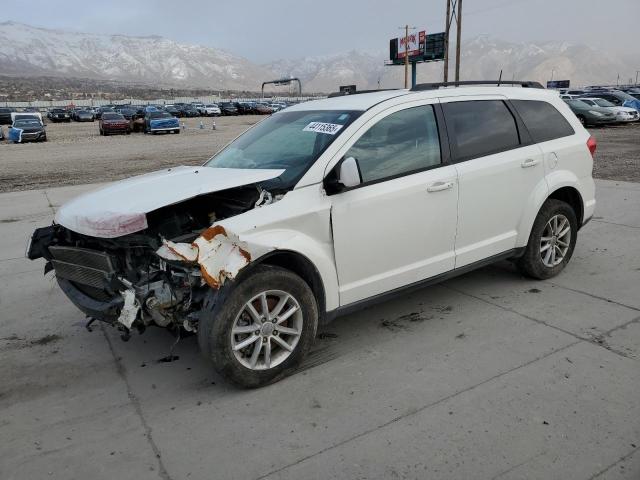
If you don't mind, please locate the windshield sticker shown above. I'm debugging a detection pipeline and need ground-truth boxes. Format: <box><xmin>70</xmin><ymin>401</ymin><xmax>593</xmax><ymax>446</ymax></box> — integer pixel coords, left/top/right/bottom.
<box><xmin>303</xmin><ymin>122</ymin><xmax>344</xmax><ymax>135</ymax></box>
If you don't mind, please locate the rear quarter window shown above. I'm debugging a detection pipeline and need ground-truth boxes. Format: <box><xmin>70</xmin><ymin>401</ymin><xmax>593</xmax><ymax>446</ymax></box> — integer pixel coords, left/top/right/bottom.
<box><xmin>443</xmin><ymin>100</ymin><xmax>521</xmax><ymax>162</ymax></box>
<box><xmin>512</xmin><ymin>100</ymin><xmax>575</xmax><ymax>143</ymax></box>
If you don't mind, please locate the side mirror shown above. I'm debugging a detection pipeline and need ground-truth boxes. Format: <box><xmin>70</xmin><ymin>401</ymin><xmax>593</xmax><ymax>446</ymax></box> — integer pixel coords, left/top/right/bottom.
<box><xmin>324</xmin><ymin>156</ymin><xmax>363</xmax><ymax>195</ymax></box>
<box><xmin>338</xmin><ymin>157</ymin><xmax>362</xmax><ymax>188</ymax></box>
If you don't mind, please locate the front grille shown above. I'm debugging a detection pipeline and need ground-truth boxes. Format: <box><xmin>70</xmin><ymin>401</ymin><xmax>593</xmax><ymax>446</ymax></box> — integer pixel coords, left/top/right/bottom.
<box><xmin>71</xmin><ymin>282</ymin><xmax>115</xmax><ymax>302</ymax></box>
<box><xmin>49</xmin><ymin>246</ymin><xmax>114</xmax><ymax>270</ymax></box>
<box><xmin>49</xmin><ymin>246</ymin><xmax>116</xmax><ymax>290</ymax></box>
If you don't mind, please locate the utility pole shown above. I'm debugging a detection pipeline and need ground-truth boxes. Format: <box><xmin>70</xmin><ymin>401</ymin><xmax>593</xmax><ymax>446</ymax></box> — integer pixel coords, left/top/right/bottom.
<box><xmin>399</xmin><ymin>25</ymin><xmax>415</xmax><ymax>89</ymax></box>
<box><xmin>455</xmin><ymin>0</ymin><xmax>462</xmax><ymax>82</ymax></box>
<box><xmin>444</xmin><ymin>0</ymin><xmax>451</xmax><ymax>82</ymax></box>
<box><xmin>405</xmin><ymin>25</ymin><xmax>410</xmax><ymax>89</ymax></box>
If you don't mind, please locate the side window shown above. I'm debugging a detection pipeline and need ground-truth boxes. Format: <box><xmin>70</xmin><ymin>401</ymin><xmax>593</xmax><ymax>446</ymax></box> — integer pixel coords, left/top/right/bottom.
<box><xmin>603</xmin><ymin>95</ymin><xmax>621</xmax><ymax>106</ymax></box>
<box><xmin>511</xmin><ymin>100</ymin><xmax>575</xmax><ymax>143</ymax></box>
<box><xmin>443</xmin><ymin>100</ymin><xmax>521</xmax><ymax>162</ymax></box>
<box><xmin>345</xmin><ymin>105</ymin><xmax>441</xmax><ymax>184</ymax></box>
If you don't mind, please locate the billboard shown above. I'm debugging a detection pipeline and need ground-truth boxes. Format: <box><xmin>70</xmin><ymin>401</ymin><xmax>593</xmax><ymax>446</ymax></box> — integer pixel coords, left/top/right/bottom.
<box><xmin>389</xmin><ymin>32</ymin><xmax>445</xmax><ymax>64</ymax></box>
<box><xmin>397</xmin><ymin>31</ymin><xmax>423</xmax><ymax>59</ymax></box>
<box><xmin>547</xmin><ymin>80</ymin><xmax>570</xmax><ymax>89</ymax></box>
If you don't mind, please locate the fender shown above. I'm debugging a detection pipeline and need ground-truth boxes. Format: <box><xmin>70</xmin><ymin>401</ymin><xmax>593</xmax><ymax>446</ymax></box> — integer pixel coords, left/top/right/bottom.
<box><xmin>517</xmin><ymin>169</ymin><xmax>586</xmax><ymax>246</ymax></box>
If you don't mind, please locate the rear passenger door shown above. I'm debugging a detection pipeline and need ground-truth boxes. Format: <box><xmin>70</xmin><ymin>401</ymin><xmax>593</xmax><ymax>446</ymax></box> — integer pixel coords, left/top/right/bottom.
<box><xmin>441</xmin><ymin>97</ymin><xmax>547</xmax><ymax>267</ymax></box>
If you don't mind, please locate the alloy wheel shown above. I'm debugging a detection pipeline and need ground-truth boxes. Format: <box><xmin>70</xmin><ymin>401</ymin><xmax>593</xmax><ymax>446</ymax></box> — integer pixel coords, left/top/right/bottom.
<box><xmin>540</xmin><ymin>214</ymin><xmax>571</xmax><ymax>267</ymax></box>
<box><xmin>230</xmin><ymin>290</ymin><xmax>303</xmax><ymax>370</ymax></box>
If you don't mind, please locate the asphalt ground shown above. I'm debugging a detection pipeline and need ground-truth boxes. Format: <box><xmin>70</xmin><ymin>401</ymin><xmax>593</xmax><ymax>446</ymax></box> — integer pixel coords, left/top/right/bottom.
<box><xmin>0</xmin><ymin>177</ymin><xmax>638</xmax><ymax>480</ymax></box>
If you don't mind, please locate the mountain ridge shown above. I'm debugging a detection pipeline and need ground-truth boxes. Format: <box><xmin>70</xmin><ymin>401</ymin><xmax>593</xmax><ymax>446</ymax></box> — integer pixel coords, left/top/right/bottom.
<box><xmin>1</xmin><ymin>21</ymin><xmax>636</xmax><ymax>93</ymax></box>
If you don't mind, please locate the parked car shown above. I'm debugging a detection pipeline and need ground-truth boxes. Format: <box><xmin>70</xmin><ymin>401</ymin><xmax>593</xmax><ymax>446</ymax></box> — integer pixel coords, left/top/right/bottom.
<box><xmin>563</xmin><ymin>99</ymin><xmax>616</xmax><ymax>126</ymax></box>
<box><xmin>99</xmin><ymin>112</ymin><xmax>131</xmax><ymax>135</ymax></box>
<box><xmin>8</xmin><ymin>117</ymin><xmax>47</xmax><ymax>143</ymax></box>
<box><xmin>577</xmin><ymin>98</ymin><xmax>639</xmax><ymax>123</ymax></box>
<box><xmin>181</xmin><ymin>105</ymin><xmax>201</xmax><ymax>117</ymax></box>
<box><xmin>144</xmin><ymin>111</ymin><xmax>180</xmax><ymax>134</ymax></box>
<box><xmin>201</xmin><ymin>104</ymin><xmax>221</xmax><ymax>116</ymax></box>
<box><xmin>27</xmin><ymin>85</ymin><xmax>596</xmax><ymax>387</ymax></box>
<box><xmin>0</xmin><ymin>107</ymin><xmax>16</xmax><ymax>124</ymax></box>
<box><xmin>234</xmin><ymin>102</ymin><xmax>254</xmax><ymax>115</ymax></box>
<box><xmin>219</xmin><ymin>102</ymin><xmax>239</xmax><ymax>115</ymax></box>
<box><xmin>580</xmin><ymin>90</ymin><xmax>640</xmax><ymax>112</ymax></box>
<box><xmin>164</xmin><ymin>105</ymin><xmax>182</xmax><ymax>117</ymax></box>
<box><xmin>74</xmin><ymin>109</ymin><xmax>95</xmax><ymax>122</ymax></box>
<box><xmin>47</xmin><ymin>108</ymin><xmax>71</xmax><ymax>123</ymax></box>
<box><xmin>94</xmin><ymin>107</ymin><xmax>115</xmax><ymax>120</ymax></box>
<box><xmin>255</xmin><ymin>103</ymin><xmax>274</xmax><ymax>114</ymax></box>
<box><xmin>115</xmin><ymin>107</ymin><xmax>137</xmax><ymax>120</ymax></box>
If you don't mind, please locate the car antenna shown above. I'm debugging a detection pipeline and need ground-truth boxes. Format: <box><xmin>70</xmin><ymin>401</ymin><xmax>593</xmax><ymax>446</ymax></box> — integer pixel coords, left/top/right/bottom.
<box><xmin>497</xmin><ymin>70</ymin><xmax>503</xmax><ymax>86</ymax></box>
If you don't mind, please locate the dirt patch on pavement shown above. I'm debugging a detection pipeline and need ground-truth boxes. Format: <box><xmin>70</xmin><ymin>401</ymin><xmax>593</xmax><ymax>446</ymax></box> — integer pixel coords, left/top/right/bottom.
<box><xmin>0</xmin><ymin>115</ymin><xmax>263</xmax><ymax>193</ymax></box>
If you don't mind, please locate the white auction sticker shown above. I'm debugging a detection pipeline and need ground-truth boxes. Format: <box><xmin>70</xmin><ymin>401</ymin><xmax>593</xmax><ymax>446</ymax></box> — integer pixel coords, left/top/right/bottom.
<box><xmin>303</xmin><ymin>122</ymin><xmax>344</xmax><ymax>135</ymax></box>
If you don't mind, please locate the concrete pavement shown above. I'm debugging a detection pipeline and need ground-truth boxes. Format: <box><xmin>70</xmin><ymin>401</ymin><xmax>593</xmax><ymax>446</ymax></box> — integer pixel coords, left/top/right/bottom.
<box><xmin>0</xmin><ymin>180</ymin><xmax>638</xmax><ymax>480</ymax></box>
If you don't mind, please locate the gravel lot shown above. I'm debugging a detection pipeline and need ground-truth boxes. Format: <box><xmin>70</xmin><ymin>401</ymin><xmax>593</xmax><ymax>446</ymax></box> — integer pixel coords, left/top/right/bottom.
<box><xmin>0</xmin><ymin>116</ymin><xmax>638</xmax><ymax>193</ymax></box>
<box><xmin>0</xmin><ymin>115</ymin><xmax>263</xmax><ymax>193</ymax></box>
<box><xmin>589</xmin><ymin>123</ymin><xmax>640</xmax><ymax>183</ymax></box>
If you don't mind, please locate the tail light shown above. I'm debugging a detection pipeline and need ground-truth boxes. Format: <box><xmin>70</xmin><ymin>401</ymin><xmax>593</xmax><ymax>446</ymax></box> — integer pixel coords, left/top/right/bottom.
<box><xmin>586</xmin><ymin>136</ymin><xmax>597</xmax><ymax>158</ymax></box>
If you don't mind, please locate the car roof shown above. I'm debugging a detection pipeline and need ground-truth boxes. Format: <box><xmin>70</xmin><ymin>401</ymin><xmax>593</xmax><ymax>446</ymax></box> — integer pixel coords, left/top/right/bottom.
<box><xmin>287</xmin><ymin>87</ymin><xmax>560</xmax><ymax>112</ymax></box>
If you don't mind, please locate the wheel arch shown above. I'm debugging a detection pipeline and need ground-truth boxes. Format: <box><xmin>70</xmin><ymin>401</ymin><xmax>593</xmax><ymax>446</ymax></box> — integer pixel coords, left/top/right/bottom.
<box><xmin>237</xmin><ymin>250</ymin><xmax>328</xmax><ymax>323</ymax></box>
<box><xmin>548</xmin><ymin>186</ymin><xmax>584</xmax><ymax>227</ymax></box>
<box><xmin>517</xmin><ymin>175</ymin><xmax>586</xmax><ymax>246</ymax></box>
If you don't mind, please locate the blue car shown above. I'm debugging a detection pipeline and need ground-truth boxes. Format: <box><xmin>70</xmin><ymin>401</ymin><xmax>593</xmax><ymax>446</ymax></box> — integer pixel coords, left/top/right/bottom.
<box><xmin>144</xmin><ymin>111</ymin><xmax>180</xmax><ymax>134</ymax></box>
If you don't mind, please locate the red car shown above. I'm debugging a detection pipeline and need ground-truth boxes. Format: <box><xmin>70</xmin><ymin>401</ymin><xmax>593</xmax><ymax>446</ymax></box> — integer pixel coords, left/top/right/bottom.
<box><xmin>99</xmin><ymin>113</ymin><xmax>131</xmax><ymax>135</ymax></box>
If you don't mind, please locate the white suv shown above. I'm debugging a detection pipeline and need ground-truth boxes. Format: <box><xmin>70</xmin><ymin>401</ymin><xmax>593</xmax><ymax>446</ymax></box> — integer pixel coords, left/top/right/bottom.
<box><xmin>28</xmin><ymin>83</ymin><xmax>596</xmax><ymax>387</ymax></box>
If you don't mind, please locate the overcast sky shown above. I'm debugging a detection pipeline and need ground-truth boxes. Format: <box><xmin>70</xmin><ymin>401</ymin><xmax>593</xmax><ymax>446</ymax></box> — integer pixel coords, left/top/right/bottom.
<box><xmin>3</xmin><ymin>0</ymin><xmax>639</xmax><ymax>61</ymax></box>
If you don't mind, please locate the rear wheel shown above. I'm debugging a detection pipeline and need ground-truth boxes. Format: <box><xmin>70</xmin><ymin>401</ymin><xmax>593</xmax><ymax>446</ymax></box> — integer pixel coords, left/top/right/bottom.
<box><xmin>577</xmin><ymin>115</ymin><xmax>587</xmax><ymax>126</ymax></box>
<box><xmin>198</xmin><ymin>265</ymin><xmax>318</xmax><ymax>388</ymax></box>
<box><xmin>517</xmin><ymin>199</ymin><xmax>578</xmax><ymax>280</ymax></box>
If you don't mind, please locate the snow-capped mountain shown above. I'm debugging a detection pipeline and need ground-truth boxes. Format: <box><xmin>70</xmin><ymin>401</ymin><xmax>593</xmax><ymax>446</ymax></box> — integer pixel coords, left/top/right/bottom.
<box><xmin>1</xmin><ymin>21</ymin><xmax>636</xmax><ymax>93</ymax></box>
<box><xmin>268</xmin><ymin>37</ymin><xmax>637</xmax><ymax>91</ymax></box>
<box><xmin>0</xmin><ymin>21</ymin><xmax>273</xmax><ymax>90</ymax></box>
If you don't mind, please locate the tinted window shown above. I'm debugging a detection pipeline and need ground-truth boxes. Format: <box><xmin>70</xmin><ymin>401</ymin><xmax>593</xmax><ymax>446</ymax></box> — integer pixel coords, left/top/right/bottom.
<box><xmin>512</xmin><ymin>100</ymin><xmax>574</xmax><ymax>143</ymax></box>
<box><xmin>345</xmin><ymin>105</ymin><xmax>441</xmax><ymax>184</ymax></box>
<box><xmin>443</xmin><ymin>100</ymin><xmax>520</xmax><ymax>161</ymax></box>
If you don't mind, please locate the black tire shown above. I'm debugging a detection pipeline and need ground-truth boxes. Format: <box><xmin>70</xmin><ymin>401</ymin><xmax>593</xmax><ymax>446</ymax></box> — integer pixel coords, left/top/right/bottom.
<box><xmin>577</xmin><ymin>115</ymin><xmax>587</xmax><ymax>127</ymax></box>
<box><xmin>517</xmin><ymin>199</ymin><xmax>578</xmax><ymax>280</ymax></box>
<box><xmin>175</xmin><ymin>129</ymin><xmax>180</xmax><ymax>134</ymax></box>
<box><xmin>198</xmin><ymin>265</ymin><xmax>318</xmax><ymax>388</ymax></box>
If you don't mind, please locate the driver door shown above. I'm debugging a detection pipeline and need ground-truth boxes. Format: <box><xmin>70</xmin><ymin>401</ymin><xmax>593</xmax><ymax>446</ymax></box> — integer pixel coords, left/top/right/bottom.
<box><xmin>328</xmin><ymin>103</ymin><xmax>459</xmax><ymax>305</ymax></box>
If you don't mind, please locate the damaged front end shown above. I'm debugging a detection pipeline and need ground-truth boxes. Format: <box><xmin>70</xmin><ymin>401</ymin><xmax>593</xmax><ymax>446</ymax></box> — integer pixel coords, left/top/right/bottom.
<box><xmin>27</xmin><ymin>185</ymin><xmax>274</xmax><ymax>338</ymax></box>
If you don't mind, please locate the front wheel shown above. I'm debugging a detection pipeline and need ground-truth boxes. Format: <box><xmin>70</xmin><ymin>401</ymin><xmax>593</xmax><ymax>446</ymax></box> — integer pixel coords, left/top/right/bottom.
<box><xmin>198</xmin><ymin>265</ymin><xmax>318</xmax><ymax>388</ymax></box>
<box><xmin>517</xmin><ymin>199</ymin><xmax>578</xmax><ymax>280</ymax></box>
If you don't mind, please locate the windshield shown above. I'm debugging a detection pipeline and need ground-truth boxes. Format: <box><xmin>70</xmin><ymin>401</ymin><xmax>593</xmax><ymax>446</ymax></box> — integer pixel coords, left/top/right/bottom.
<box><xmin>614</xmin><ymin>91</ymin><xmax>637</xmax><ymax>101</ymax></box>
<box><xmin>103</xmin><ymin>113</ymin><xmax>125</xmax><ymax>120</ymax></box>
<box><xmin>205</xmin><ymin>110</ymin><xmax>361</xmax><ymax>188</ymax></box>
<box><xmin>14</xmin><ymin>119</ymin><xmax>42</xmax><ymax>127</ymax></box>
<box><xmin>567</xmin><ymin>100</ymin><xmax>589</xmax><ymax>108</ymax></box>
<box><xmin>593</xmin><ymin>99</ymin><xmax>615</xmax><ymax>107</ymax></box>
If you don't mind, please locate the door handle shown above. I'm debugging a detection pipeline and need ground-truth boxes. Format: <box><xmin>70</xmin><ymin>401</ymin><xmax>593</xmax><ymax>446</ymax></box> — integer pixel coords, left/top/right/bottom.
<box><xmin>521</xmin><ymin>158</ymin><xmax>540</xmax><ymax>168</ymax></box>
<box><xmin>427</xmin><ymin>181</ymin><xmax>454</xmax><ymax>193</ymax></box>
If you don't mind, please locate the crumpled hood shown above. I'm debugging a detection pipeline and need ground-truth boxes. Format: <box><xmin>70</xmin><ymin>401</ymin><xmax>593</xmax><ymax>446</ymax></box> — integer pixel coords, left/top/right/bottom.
<box><xmin>55</xmin><ymin>166</ymin><xmax>284</xmax><ymax>238</ymax></box>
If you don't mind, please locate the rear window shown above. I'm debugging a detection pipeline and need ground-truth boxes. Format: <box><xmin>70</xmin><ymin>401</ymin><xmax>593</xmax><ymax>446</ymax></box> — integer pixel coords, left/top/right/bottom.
<box><xmin>443</xmin><ymin>100</ymin><xmax>520</xmax><ymax>161</ymax></box>
<box><xmin>511</xmin><ymin>100</ymin><xmax>574</xmax><ymax>143</ymax></box>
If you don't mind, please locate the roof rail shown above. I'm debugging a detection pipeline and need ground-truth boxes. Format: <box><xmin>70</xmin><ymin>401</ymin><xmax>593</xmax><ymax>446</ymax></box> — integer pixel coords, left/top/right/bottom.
<box><xmin>411</xmin><ymin>80</ymin><xmax>544</xmax><ymax>91</ymax></box>
<box><xmin>327</xmin><ymin>89</ymin><xmax>399</xmax><ymax>98</ymax></box>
